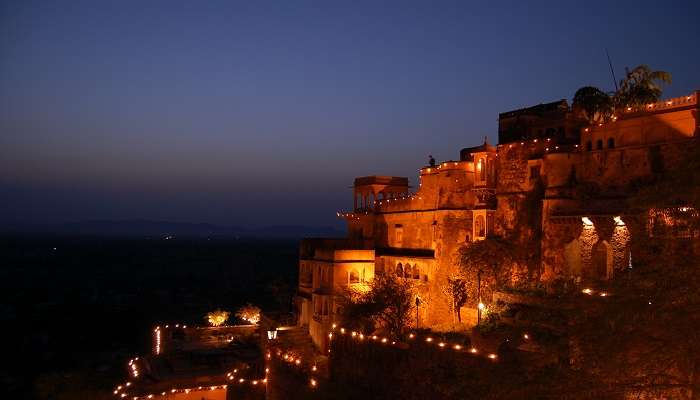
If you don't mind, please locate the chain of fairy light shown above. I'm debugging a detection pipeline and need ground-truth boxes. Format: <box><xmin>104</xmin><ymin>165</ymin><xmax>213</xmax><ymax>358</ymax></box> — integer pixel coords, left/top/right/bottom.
<box><xmin>115</xmin><ymin>241</ymin><xmax>631</xmax><ymax>396</ymax></box>
<box><xmin>113</xmin><ymin>368</ymin><xmax>267</xmax><ymax>399</ymax></box>
<box><xmin>114</xmin><ymin>324</ymin><xmax>268</xmax><ymax>399</ymax></box>
<box><xmin>328</xmin><ymin>324</ymin><xmax>500</xmax><ymax>361</ymax></box>
<box><xmin>267</xmin><ymin>325</ymin><xmax>506</xmax><ymax>393</ymax></box>
<box><xmin>266</xmin><ymin>347</ymin><xmax>322</xmax><ymax>389</ymax></box>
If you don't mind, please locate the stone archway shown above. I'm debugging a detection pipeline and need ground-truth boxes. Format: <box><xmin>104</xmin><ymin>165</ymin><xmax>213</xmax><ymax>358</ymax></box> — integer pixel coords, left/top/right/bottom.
<box><xmin>592</xmin><ymin>240</ymin><xmax>613</xmax><ymax>280</ymax></box>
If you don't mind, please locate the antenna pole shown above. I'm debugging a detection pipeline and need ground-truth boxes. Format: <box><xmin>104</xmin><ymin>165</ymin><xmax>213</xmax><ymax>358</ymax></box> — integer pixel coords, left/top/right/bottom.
<box><xmin>605</xmin><ymin>48</ymin><xmax>618</xmax><ymax>91</ymax></box>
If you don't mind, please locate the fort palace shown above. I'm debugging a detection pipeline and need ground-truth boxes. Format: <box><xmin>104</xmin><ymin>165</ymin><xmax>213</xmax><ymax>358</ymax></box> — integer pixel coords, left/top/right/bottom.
<box><xmin>296</xmin><ymin>91</ymin><xmax>700</xmax><ymax>350</ymax></box>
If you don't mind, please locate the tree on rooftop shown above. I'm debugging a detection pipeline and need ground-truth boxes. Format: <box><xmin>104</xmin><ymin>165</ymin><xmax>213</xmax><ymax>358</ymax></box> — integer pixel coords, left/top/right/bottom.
<box><xmin>614</xmin><ymin>64</ymin><xmax>672</xmax><ymax>108</ymax></box>
<box><xmin>236</xmin><ymin>303</ymin><xmax>261</xmax><ymax>325</ymax></box>
<box><xmin>572</xmin><ymin>86</ymin><xmax>613</xmax><ymax>124</ymax></box>
<box><xmin>205</xmin><ymin>309</ymin><xmax>230</xmax><ymax>327</ymax></box>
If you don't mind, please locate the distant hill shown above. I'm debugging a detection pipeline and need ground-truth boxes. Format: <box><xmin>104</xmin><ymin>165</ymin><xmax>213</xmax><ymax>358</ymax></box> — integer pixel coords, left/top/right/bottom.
<box><xmin>1</xmin><ymin>219</ymin><xmax>344</xmax><ymax>239</ymax></box>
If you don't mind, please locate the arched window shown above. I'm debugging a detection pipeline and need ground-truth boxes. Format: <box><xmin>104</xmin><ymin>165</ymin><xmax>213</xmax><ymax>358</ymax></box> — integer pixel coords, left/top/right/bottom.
<box><xmin>479</xmin><ymin>158</ymin><xmax>486</xmax><ymax>181</ymax></box>
<box><xmin>403</xmin><ymin>264</ymin><xmax>411</xmax><ymax>279</ymax></box>
<box><xmin>412</xmin><ymin>265</ymin><xmax>420</xmax><ymax>279</ymax></box>
<box><xmin>596</xmin><ymin>139</ymin><xmax>603</xmax><ymax>150</ymax></box>
<box><xmin>396</xmin><ymin>263</ymin><xmax>403</xmax><ymax>278</ymax></box>
<box><xmin>349</xmin><ymin>269</ymin><xmax>360</xmax><ymax>284</ymax></box>
<box><xmin>586</xmin><ymin>141</ymin><xmax>592</xmax><ymax>151</ymax></box>
<box><xmin>607</xmin><ymin>138</ymin><xmax>615</xmax><ymax>149</ymax></box>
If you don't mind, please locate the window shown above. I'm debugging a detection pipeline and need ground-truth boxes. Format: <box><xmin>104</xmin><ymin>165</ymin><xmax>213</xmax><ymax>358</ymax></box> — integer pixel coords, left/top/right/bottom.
<box><xmin>349</xmin><ymin>269</ymin><xmax>360</xmax><ymax>284</ymax></box>
<box><xmin>479</xmin><ymin>158</ymin><xmax>486</xmax><ymax>181</ymax></box>
<box><xmin>530</xmin><ymin>166</ymin><xmax>540</xmax><ymax>180</ymax></box>
<box><xmin>404</xmin><ymin>264</ymin><xmax>412</xmax><ymax>279</ymax></box>
<box><xmin>395</xmin><ymin>225</ymin><xmax>403</xmax><ymax>246</ymax></box>
<box><xmin>586</xmin><ymin>141</ymin><xmax>592</xmax><ymax>151</ymax></box>
<box><xmin>607</xmin><ymin>138</ymin><xmax>615</xmax><ymax>149</ymax></box>
<box><xmin>413</xmin><ymin>265</ymin><xmax>420</xmax><ymax>279</ymax></box>
<box><xmin>596</xmin><ymin>139</ymin><xmax>603</xmax><ymax>150</ymax></box>
<box><xmin>396</xmin><ymin>263</ymin><xmax>403</xmax><ymax>278</ymax></box>
<box><xmin>475</xmin><ymin>216</ymin><xmax>485</xmax><ymax>238</ymax></box>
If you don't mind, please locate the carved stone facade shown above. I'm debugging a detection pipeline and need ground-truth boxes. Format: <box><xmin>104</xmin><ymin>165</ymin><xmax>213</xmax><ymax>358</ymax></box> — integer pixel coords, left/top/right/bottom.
<box><xmin>297</xmin><ymin>92</ymin><xmax>700</xmax><ymax>348</ymax></box>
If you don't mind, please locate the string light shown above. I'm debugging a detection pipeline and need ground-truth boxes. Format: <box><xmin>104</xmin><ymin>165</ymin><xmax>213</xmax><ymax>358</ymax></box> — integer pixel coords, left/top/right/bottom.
<box><xmin>329</xmin><ymin>325</ymin><xmax>497</xmax><ymax>362</ymax></box>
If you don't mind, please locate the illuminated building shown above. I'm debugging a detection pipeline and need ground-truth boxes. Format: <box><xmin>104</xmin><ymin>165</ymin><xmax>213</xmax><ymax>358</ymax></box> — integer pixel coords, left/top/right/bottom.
<box><xmin>297</xmin><ymin>92</ymin><xmax>700</xmax><ymax>349</ymax></box>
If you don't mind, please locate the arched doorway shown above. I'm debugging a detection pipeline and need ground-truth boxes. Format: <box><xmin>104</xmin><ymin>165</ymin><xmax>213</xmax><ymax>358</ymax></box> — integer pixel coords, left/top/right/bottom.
<box><xmin>592</xmin><ymin>240</ymin><xmax>613</xmax><ymax>280</ymax></box>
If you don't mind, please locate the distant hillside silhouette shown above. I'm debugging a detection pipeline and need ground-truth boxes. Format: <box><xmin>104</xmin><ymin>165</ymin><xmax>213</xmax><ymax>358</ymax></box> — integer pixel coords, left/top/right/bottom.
<box><xmin>1</xmin><ymin>219</ymin><xmax>343</xmax><ymax>239</ymax></box>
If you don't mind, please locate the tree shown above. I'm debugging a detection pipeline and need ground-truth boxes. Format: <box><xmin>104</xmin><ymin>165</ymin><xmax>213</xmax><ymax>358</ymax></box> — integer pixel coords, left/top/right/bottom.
<box><xmin>236</xmin><ymin>303</ymin><xmax>261</xmax><ymax>324</ymax></box>
<box><xmin>441</xmin><ymin>273</ymin><xmax>469</xmax><ymax>323</ymax></box>
<box><xmin>572</xmin><ymin>86</ymin><xmax>613</xmax><ymax>124</ymax></box>
<box><xmin>457</xmin><ymin>237</ymin><xmax>515</xmax><ymax>306</ymax></box>
<box><xmin>339</xmin><ymin>274</ymin><xmax>415</xmax><ymax>337</ymax></box>
<box><xmin>205</xmin><ymin>309</ymin><xmax>230</xmax><ymax>327</ymax></box>
<box><xmin>614</xmin><ymin>64</ymin><xmax>672</xmax><ymax>108</ymax></box>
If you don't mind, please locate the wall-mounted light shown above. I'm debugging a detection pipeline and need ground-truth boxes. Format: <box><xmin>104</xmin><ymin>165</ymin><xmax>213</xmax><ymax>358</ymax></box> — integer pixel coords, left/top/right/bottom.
<box><xmin>614</xmin><ymin>216</ymin><xmax>625</xmax><ymax>226</ymax></box>
<box><xmin>581</xmin><ymin>217</ymin><xmax>593</xmax><ymax>226</ymax></box>
<box><xmin>267</xmin><ymin>329</ymin><xmax>278</xmax><ymax>340</ymax></box>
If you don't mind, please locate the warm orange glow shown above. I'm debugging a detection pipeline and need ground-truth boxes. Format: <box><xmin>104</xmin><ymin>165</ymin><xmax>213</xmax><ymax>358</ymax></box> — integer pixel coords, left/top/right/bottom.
<box><xmin>206</xmin><ymin>310</ymin><xmax>230</xmax><ymax>327</ymax></box>
<box><xmin>236</xmin><ymin>304</ymin><xmax>261</xmax><ymax>324</ymax></box>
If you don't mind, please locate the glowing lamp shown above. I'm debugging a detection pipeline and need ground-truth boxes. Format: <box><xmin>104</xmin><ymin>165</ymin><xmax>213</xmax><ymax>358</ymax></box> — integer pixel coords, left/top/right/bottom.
<box><xmin>582</xmin><ymin>288</ymin><xmax>593</xmax><ymax>295</ymax></box>
<box><xmin>477</xmin><ymin>302</ymin><xmax>485</xmax><ymax>310</ymax></box>
<box><xmin>581</xmin><ymin>217</ymin><xmax>593</xmax><ymax>226</ymax></box>
<box><xmin>267</xmin><ymin>329</ymin><xmax>278</xmax><ymax>340</ymax></box>
<box><xmin>614</xmin><ymin>216</ymin><xmax>625</xmax><ymax>226</ymax></box>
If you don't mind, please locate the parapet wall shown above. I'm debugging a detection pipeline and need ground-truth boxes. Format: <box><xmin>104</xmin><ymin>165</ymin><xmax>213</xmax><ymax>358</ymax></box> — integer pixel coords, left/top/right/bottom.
<box><xmin>154</xmin><ymin>325</ymin><xmax>258</xmax><ymax>355</ymax></box>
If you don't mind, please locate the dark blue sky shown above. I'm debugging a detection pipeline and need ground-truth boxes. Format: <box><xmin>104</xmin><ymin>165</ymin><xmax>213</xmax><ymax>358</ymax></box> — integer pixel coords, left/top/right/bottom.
<box><xmin>2</xmin><ymin>0</ymin><xmax>699</xmax><ymax>228</ymax></box>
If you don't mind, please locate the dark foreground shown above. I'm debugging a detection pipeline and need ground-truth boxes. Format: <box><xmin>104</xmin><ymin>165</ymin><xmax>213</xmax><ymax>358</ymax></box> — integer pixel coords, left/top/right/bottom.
<box><xmin>0</xmin><ymin>235</ymin><xmax>298</xmax><ymax>399</ymax></box>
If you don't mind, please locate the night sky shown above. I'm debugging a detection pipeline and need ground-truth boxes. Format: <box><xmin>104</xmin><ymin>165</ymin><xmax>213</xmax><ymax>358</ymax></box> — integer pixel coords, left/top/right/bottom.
<box><xmin>2</xmin><ymin>0</ymin><xmax>699</xmax><ymax>228</ymax></box>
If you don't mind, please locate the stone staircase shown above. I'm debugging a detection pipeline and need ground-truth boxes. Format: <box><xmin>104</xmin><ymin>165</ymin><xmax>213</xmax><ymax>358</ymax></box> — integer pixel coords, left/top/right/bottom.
<box><xmin>277</xmin><ymin>326</ymin><xmax>318</xmax><ymax>362</ymax></box>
